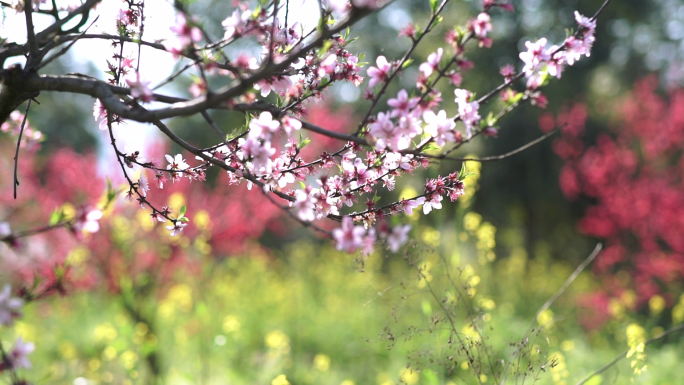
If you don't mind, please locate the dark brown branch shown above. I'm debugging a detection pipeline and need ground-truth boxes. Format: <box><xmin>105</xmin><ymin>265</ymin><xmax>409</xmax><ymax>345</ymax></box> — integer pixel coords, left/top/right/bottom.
<box><xmin>38</xmin><ymin>16</ymin><xmax>99</xmax><ymax>70</ymax></box>
<box><xmin>13</xmin><ymin>99</ymin><xmax>32</xmax><ymax>199</ymax></box>
<box><xmin>24</xmin><ymin>1</ymin><xmax>39</xmax><ymax>66</ymax></box>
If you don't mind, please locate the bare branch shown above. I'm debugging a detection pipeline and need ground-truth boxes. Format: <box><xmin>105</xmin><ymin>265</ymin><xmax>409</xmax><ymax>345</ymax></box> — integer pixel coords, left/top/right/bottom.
<box><xmin>13</xmin><ymin>99</ymin><xmax>32</xmax><ymax>199</ymax></box>
<box><xmin>38</xmin><ymin>16</ymin><xmax>99</xmax><ymax>70</ymax></box>
<box><xmin>424</xmin><ymin>124</ymin><xmax>565</xmax><ymax>162</ymax></box>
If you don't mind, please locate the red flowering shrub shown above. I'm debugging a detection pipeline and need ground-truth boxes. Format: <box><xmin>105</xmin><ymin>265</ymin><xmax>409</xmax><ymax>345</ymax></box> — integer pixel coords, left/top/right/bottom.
<box><xmin>543</xmin><ymin>77</ymin><xmax>684</xmax><ymax>328</ymax></box>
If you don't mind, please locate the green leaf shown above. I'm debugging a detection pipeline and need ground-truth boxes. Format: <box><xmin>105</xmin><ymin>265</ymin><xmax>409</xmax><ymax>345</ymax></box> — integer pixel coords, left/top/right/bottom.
<box><xmin>178</xmin><ymin>217</ymin><xmax>190</xmax><ymax>222</ymax></box>
<box><xmin>49</xmin><ymin>209</ymin><xmax>64</xmax><ymax>226</ymax></box>
<box><xmin>373</xmin><ymin>194</ymin><xmax>382</xmax><ymax>203</ymax></box>
<box><xmin>179</xmin><ymin>205</ymin><xmax>187</xmax><ymax>218</ymax></box>
<box><xmin>251</xmin><ymin>5</ymin><xmax>261</xmax><ymax>19</ymax></box>
<box><xmin>511</xmin><ymin>92</ymin><xmax>524</xmax><ymax>104</ymax></box>
<box><xmin>429</xmin><ymin>0</ymin><xmax>439</xmax><ymax>13</ymax></box>
<box><xmin>105</xmin><ymin>178</ymin><xmax>119</xmax><ymax>205</ymax></box>
<box><xmin>401</xmin><ymin>58</ymin><xmax>414</xmax><ymax>69</ymax></box>
<box><xmin>298</xmin><ymin>181</ymin><xmax>306</xmax><ymax>189</ymax></box>
<box><xmin>319</xmin><ymin>40</ymin><xmax>333</xmax><ymax>56</ymax></box>
<box><xmin>458</xmin><ymin>162</ymin><xmax>467</xmax><ymax>179</ymax></box>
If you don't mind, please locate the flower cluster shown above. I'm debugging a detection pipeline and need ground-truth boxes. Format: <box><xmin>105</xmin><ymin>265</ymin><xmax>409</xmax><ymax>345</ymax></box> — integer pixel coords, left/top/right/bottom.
<box><xmin>519</xmin><ymin>12</ymin><xmax>596</xmax><ymax>90</ymax></box>
<box><xmin>77</xmin><ymin>1</ymin><xmax>603</xmax><ymax>253</ymax></box>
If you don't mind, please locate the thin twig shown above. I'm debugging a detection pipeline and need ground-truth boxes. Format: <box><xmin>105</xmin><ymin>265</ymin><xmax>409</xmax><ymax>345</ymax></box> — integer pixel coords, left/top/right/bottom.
<box><xmin>576</xmin><ymin>323</ymin><xmax>684</xmax><ymax>385</ymax></box>
<box><xmin>427</xmin><ymin>124</ymin><xmax>565</xmax><ymax>162</ymax></box>
<box><xmin>201</xmin><ymin>111</ymin><xmax>226</xmax><ymax>142</ymax></box>
<box><xmin>38</xmin><ymin>16</ymin><xmax>99</xmax><ymax>70</ymax></box>
<box><xmin>13</xmin><ymin>99</ymin><xmax>32</xmax><ymax>199</ymax></box>
<box><xmin>500</xmin><ymin>243</ymin><xmax>603</xmax><ymax>384</ymax></box>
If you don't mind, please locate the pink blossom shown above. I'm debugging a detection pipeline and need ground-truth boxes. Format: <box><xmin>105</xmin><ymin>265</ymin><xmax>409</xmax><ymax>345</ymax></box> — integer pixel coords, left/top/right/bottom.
<box><xmin>519</xmin><ymin>38</ymin><xmax>550</xmax><ymax>76</ymax></box>
<box><xmin>166</xmin><ymin>154</ymin><xmax>189</xmax><ymax>171</ymax></box>
<box><xmin>138</xmin><ymin>173</ymin><xmax>149</xmax><ymax>197</ymax></box>
<box><xmin>454</xmin><ymin>89</ymin><xmax>481</xmax><ymax>137</ymax></box>
<box><xmin>361</xmin><ymin>228</ymin><xmax>376</xmax><ymax>256</ymax></box>
<box><xmin>121</xmin><ymin>57</ymin><xmax>135</xmax><ymax>69</ymax></box>
<box><xmin>423</xmin><ymin>109</ymin><xmax>456</xmax><ymax>146</ymax></box>
<box><xmin>163</xmin><ymin>39</ymin><xmax>185</xmax><ymax>59</ymax></box>
<box><xmin>92</xmin><ymin>99</ymin><xmax>108</xmax><ymax>130</ymax></box>
<box><xmin>73</xmin><ymin>207</ymin><xmax>103</xmax><ymax>234</ymax></box>
<box><xmin>154</xmin><ymin>172</ymin><xmax>167</xmax><ymax>189</ymax></box>
<box><xmin>401</xmin><ymin>198</ymin><xmax>424</xmax><ymax>215</ymax></box>
<box><xmin>295</xmin><ymin>190</ymin><xmax>317</xmax><ymax>221</ymax></box>
<box><xmin>448</xmin><ymin>72</ymin><xmax>463</xmax><ymax>86</ymax></box>
<box><xmin>150</xmin><ymin>211</ymin><xmax>166</xmax><ymax>224</ymax></box>
<box><xmin>574</xmin><ymin>11</ymin><xmax>596</xmax><ymax>31</ymax></box>
<box><xmin>387</xmin><ymin>224</ymin><xmax>411</xmax><ymax>252</ymax></box>
<box><xmin>189</xmin><ymin>78</ymin><xmax>207</xmax><ymax>97</ymax></box>
<box><xmin>470</xmin><ymin>13</ymin><xmax>492</xmax><ymax>38</ymax></box>
<box><xmin>418</xmin><ymin>48</ymin><xmax>443</xmax><ymax>78</ymax></box>
<box><xmin>369</xmin><ymin>112</ymin><xmax>395</xmax><ymax>150</ymax></box>
<box><xmin>318</xmin><ymin>54</ymin><xmax>338</xmax><ymax>78</ymax></box>
<box><xmin>9</xmin><ymin>337</ymin><xmax>34</xmax><ymax>369</ymax></box>
<box><xmin>367</xmin><ymin>56</ymin><xmax>392</xmax><ymax>88</ymax></box>
<box><xmin>125</xmin><ymin>72</ymin><xmax>154</xmax><ymax>103</ymax></box>
<box><xmin>166</xmin><ymin>222</ymin><xmax>187</xmax><ymax>236</ymax></box>
<box><xmin>564</xmin><ymin>35</ymin><xmax>593</xmax><ymax>65</ymax></box>
<box><xmin>399</xmin><ymin>23</ymin><xmax>417</xmax><ymax>39</ymax></box>
<box><xmin>546</xmin><ymin>49</ymin><xmax>565</xmax><ymax>79</ymax></box>
<box><xmin>387</xmin><ymin>89</ymin><xmax>419</xmax><ymax>117</ymax></box>
<box><xmin>281</xmin><ymin>116</ymin><xmax>302</xmax><ymax>135</ymax></box>
<box><xmin>0</xmin><ymin>284</ymin><xmax>23</xmax><ymax>326</ymax></box>
<box><xmin>254</xmin><ymin>76</ymin><xmax>293</xmax><ymax>97</ymax></box>
<box><xmin>239</xmin><ymin>137</ymin><xmax>275</xmax><ymax>171</ymax></box>
<box><xmin>351</xmin><ymin>0</ymin><xmax>380</xmax><ymax>8</ymax></box>
<box><xmin>170</xmin><ymin>13</ymin><xmax>202</xmax><ymax>47</ymax></box>
<box><xmin>222</xmin><ymin>9</ymin><xmax>251</xmax><ymax>39</ymax></box>
<box><xmin>333</xmin><ymin>217</ymin><xmax>366</xmax><ymax>253</ymax></box>
<box><xmin>248</xmin><ymin>112</ymin><xmax>281</xmax><ymax>138</ymax></box>
<box><xmin>422</xmin><ymin>194</ymin><xmax>443</xmax><ymax>214</ymax></box>
<box><xmin>326</xmin><ymin>0</ymin><xmax>349</xmax><ymax>14</ymax></box>
<box><xmin>393</xmin><ymin>115</ymin><xmax>422</xmax><ymax>151</ymax></box>
<box><xmin>530</xmin><ymin>92</ymin><xmax>549</xmax><ymax>108</ymax></box>
<box><xmin>500</xmin><ymin>64</ymin><xmax>516</xmax><ymax>80</ymax></box>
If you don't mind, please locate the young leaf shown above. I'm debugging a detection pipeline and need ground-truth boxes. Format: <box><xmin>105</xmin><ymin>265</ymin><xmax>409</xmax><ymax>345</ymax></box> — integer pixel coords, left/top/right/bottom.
<box><xmin>430</xmin><ymin>0</ymin><xmax>439</xmax><ymax>14</ymax></box>
<box><xmin>49</xmin><ymin>209</ymin><xmax>64</xmax><ymax>226</ymax></box>
<box><xmin>179</xmin><ymin>205</ymin><xmax>187</xmax><ymax>218</ymax></box>
<box><xmin>458</xmin><ymin>162</ymin><xmax>467</xmax><ymax>179</ymax></box>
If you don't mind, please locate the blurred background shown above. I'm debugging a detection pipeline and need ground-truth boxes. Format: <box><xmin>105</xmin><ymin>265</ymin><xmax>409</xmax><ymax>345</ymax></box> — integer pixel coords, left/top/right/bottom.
<box><xmin>1</xmin><ymin>0</ymin><xmax>684</xmax><ymax>384</ymax></box>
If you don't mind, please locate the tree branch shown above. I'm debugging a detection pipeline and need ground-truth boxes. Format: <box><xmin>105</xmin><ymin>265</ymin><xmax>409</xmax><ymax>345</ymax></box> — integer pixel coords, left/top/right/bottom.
<box><xmin>13</xmin><ymin>99</ymin><xmax>32</xmax><ymax>199</ymax></box>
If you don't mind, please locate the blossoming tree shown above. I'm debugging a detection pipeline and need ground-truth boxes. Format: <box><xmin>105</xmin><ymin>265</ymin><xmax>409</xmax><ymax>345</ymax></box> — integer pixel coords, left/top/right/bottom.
<box><xmin>0</xmin><ymin>0</ymin><xmax>609</xmax><ymax>380</ymax></box>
